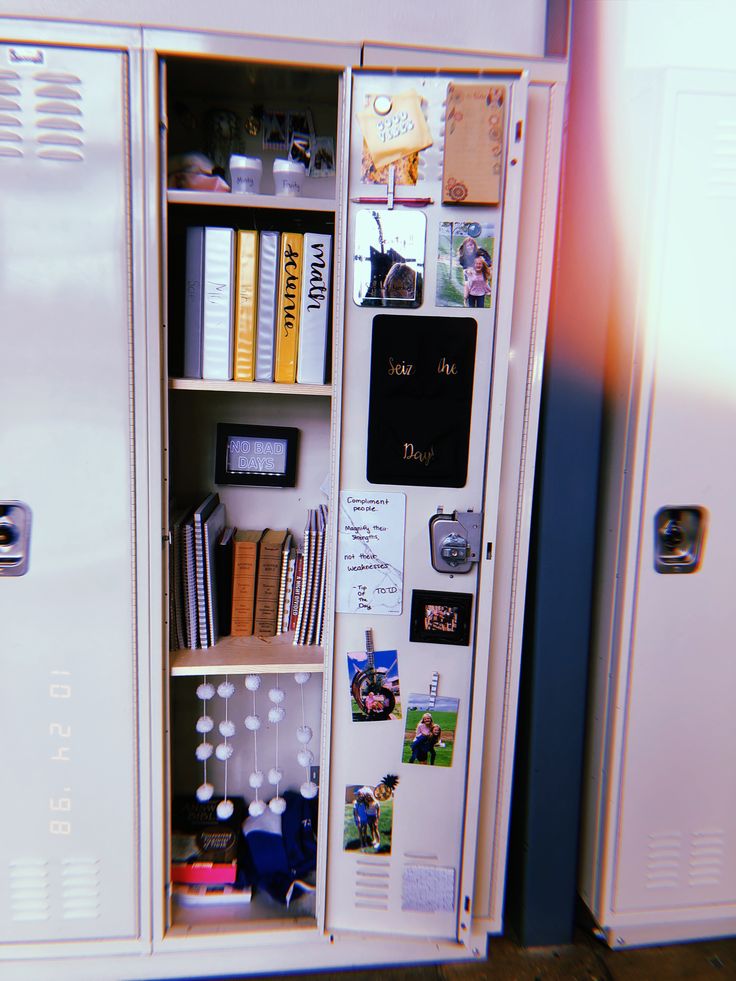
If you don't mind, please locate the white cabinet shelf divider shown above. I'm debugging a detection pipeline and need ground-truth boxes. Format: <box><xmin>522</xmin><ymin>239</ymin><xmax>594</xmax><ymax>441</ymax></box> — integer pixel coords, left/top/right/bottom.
<box><xmin>170</xmin><ymin>631</ymin><xmax>324</xmax><ymax>676</ymax></box>
<box><xmin>168</xmin><ymin>378</ymin><xmax>331</xmax><ymax>396</ymax></box>
<box><xmin>167</xmin><ymin>189</ymin><xmax>336</xmax><ymax>213</ymax></box>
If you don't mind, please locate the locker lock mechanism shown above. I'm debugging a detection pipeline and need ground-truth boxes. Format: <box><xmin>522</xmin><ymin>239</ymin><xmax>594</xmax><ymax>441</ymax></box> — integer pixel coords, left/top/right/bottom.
<box><xmin>0</xmin><ymin>501</ymin><xmax>32</xmax><ymax>578</ymax></box>
<box><xmin>429</xmin><ymin>509</ymin><xmax>482</xmax><ymax>574</ymax></box>
<box><xmin>654</xmin><ymin>506</ymin><xmax>706</xmax><ymax>574</ymax></box>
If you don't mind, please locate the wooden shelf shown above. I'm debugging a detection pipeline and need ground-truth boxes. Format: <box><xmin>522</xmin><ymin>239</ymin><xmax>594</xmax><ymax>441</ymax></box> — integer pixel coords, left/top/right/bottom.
<box><xmin>170</xmin><ymin>632</ymin><xmax>324</xmax><ymax>676</ymax></box>
<box><xmin>167</xmin><ymin>189</ymin><xmax>335</xmax><ymax>213</ymax></box>
<box><xmin>168</xmin><ymin>378</ymin><xmax>331</xmax><ymax>397</ymax></box>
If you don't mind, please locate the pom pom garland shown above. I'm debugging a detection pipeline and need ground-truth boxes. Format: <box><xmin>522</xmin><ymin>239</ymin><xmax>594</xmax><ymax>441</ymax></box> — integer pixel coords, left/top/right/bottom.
<box><xmin>269</xmin><ymin>796</ymin><xmax>287</xmax><ymax>815</ymax></box>
<box><xmin>268</xmin><ymin>706</ymin><xmax>285</xmax><ymax>724</ymax></box>
<box><xmin>217</xmin><ymin>680</ymin><xmax>235</xmax><ymax>699</ymax></box>
<box><xmin>196</xmin><ymin>782</ymin><xmax>214</xmax><ymax>802</ymax></box>
<box><xmin>296</xmin><ymin>725</ymin><xmax>313</xmax><ymax>744</ymax></box>
<box><xmin>195</xmin><ymin>715</ymin><xmax>214</xmax><ymax>733</ymax></box>
<box><xmin>195</xmin><ymin>741</ymin><xmax>214</xmax><ymax>761</ymax></box>
<box><xmin>268</xmin><ymin>687</ymin><xmax>285</xmax><ymax>704</ymax></box>
<box><xmin>244</xmin><ymin>674</ymin><xmax>262</xmax><ymax>691</ymax></box>
<box><xmin>300</xmin><ymin>781</ymin><xmax>318</xmax><ymax>800</ymax></box>
<box><xmin>295</xmin><ymin>672</ymin><xmax>317</xmax><ymax>800</ymax></box>
<box><xmin>267</xmin><ymin>766</ymin><xmax>283</xmax><ymax>785</ymax></box>
<box><xmin>215</xmin><ymin>741</ymin><xmax>234</xmax><ymax>761</ymax></box>
<box><xmin>218</xmin><ymin>719</ymin><xmax>236</xmax><ymax>738</ymax></box>
<box><xmin>248</xmin><ymin>770</ymin><xmax>264</xmax><ymax>789</ymax></box>
<box><xmin>244</xmin><ymin>714</ymin><xmax>261</xmax><ymax>731</ymax></box>
<box><xmin>248</xmin><ymin>798</ymin><xmax>266</xmax><ymax>818</ymax></box>
<box><xmin>216</xmin><ymin>799</ymin><xmax>234</xmax><ymax>820</ymax></box>
<box><xmin>196</xmin><ymin>682</ymin><xmax>215</xmax><ymax>701</ymax></box>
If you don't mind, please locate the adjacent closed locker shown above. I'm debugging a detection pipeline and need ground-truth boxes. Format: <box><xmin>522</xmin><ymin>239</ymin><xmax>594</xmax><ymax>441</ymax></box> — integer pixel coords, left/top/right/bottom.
<box><xmin>0</xmin><ymin>39</ymin><xmax>142</xmax><ymax>945</ymax></box>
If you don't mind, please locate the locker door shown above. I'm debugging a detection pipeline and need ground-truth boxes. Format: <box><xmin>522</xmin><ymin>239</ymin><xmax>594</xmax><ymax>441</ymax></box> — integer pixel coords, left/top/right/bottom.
<box><xmin>327</xmin><ymin>67</ymin><xmax>527</xmax><ymax>941</ymax></box>
<box><xmin>0</xmin><ymin>42</ymin><xmax>140</xmax><ymax>944</ymax></box>
<box><xmin>612</xmin><ymin>83</ymin><xmax>736</xmax><ymax>915</ymax></box>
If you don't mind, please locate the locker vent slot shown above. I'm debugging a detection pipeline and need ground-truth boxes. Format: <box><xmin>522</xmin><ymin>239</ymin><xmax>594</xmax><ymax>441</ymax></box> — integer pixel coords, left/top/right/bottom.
<box><xmin>9</xmin><ymin>860</ymin><xmax>50</xmax><ymax>921</ymax></box>
<box><xmin>61</xmin><ymin>858</ymin><xmax>101</xmax><ymax>919</ymax></box>
<box><xmin>645</xmin><ymin>831</ymin><xmax>682</xmax><ymax>889</ymax></box>
<box><xmin>0</xmin><ymin>71</ymin><xmax>23</xmax><ymax>158</ymax></box>
<box><xmin>34</xmin><ymin>74</ymin><xmax>85</xmax><ymax>163</ymax></box>
<box><xmin>688</xmin><ymin>829</ymin><xmax>725</xmax><ymax>888</ymax></box>
<box><xmin>355</xmin><ymin>862</ymin><xmax>389</xmax><ymax>910</ymax></box>
<box><xmin>709</xmin><ymin>119</ymin><xmax>736</xmax><ymax>198</ymax></box>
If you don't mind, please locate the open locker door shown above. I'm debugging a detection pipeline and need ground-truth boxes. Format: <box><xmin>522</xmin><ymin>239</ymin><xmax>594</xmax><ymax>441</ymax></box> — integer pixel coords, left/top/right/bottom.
<box><xmin>327</xmin><ymin>66</ymin><xmax>527</xmax><ymax>942</ymax></box>
<box><xmin>0</xmin><ymin>33</ymin><xmax>145</xmax><ymax>950</ymax></box>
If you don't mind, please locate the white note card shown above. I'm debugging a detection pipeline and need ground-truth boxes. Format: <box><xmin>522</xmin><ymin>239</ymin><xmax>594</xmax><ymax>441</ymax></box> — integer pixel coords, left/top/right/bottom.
<box><xmin>336</xmin><ymin>491</ymin><xmax>405</xmax><ymax>615</ymax></box>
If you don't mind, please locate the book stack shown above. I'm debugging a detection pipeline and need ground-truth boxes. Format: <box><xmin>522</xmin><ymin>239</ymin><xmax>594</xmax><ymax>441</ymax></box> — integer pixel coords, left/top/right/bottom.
<box><xmin>184</xmin><ymin>227</ymin><xmax>332</xmax><ymax>385</ymax></box>
<box><xmin>171</xmin><ymin>796</ymin><xmax>251</xmax><ymax>906</ymax></box>
<box><xmin>169</xmin><ymin>496</ymin><xmax>328</xmax><ymax>650</ymax></box>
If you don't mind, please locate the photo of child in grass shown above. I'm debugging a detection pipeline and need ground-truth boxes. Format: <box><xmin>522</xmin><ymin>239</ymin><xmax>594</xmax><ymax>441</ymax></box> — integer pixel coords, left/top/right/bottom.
<box><xmin>402</xmin><ymin>694</ymin><xmax>459</xmax><ymax>767</ymax></box>
<box><xmin>435</xmin><ymin>221</ymin><xmax>495</xmax><ymax>308</ymax></box>
<box><xmin>343</xmin><ymin>785</ymin><xmax>394</xmax><ymax>855</ymax></box>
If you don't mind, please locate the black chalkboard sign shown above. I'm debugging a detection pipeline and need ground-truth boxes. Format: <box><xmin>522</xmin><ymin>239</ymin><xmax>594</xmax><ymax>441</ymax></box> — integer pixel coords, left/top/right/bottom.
<box><xmin>366</xmin><ymin>315</ymin><xmax>477</xmax><ymax>487</ymax></box>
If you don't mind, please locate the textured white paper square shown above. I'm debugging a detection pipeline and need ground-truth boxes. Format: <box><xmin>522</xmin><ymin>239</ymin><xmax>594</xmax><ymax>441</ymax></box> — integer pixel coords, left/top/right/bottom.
<box><xmin>401</xmin><ymin>865</ymin><xmax>455</xmax><ymax>912</ymax></box>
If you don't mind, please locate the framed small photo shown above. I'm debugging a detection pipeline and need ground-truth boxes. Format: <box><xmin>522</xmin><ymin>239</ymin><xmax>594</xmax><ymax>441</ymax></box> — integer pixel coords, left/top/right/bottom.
<box><xmin>409</xmin><ymin>590</ymin><xmax>472</xmax><ymax>646</ymax></box>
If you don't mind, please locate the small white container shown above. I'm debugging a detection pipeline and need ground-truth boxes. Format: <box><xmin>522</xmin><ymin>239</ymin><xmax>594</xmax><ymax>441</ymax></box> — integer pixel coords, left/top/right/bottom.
<box><xmin>229</xmin><ymin>155</ymin><xmax>262</xmax><ymax>194</ymax></box>
<box><xmin>273</xmin><ymin>158</ymin><xmax>306</xmax><ymax>196</ymax></box>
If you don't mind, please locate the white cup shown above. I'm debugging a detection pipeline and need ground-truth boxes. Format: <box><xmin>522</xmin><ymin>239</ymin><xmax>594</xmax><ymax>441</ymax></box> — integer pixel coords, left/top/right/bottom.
<box><xmin>273</xmin><ymin>158</ymin><xmax>306</xmax><ymax>196</ymax></box>
<box><xmin>229</xmin><ymin>155</ymin><xmax>262</xmax><ymax>194</ymax></box>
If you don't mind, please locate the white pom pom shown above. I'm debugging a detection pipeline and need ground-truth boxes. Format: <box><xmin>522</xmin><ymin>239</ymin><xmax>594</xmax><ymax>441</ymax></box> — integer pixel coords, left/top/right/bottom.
<box><xmin>215</xmin><ymin>742</ymin><xmax>233</xmax><ymax>761</ymax></box>
<box><xmin>244</xmin><ymin>674</ymin><xmax>262</xmax><ymax>691</ymax></box>
<box><xmin>196</xmin><ymin>682</ymin><xmax>215</xmax><ymax>700</ymax></box>
<box><xmin>269</xmin><ymin>796</ymin><xmax>287</xmax><ymax>815</ymax></box>
<box><xmin>300</xmin><ymin>780</ymin><xmax>318</xmax><ymax>799</ymax></box>
<box><xmin>217</xmin><ymin>680</ymin><xmax>235</xmax><ymax>699</ymax></box>
<box><xmin>248</xmin><ymin>770</ymin><xmax>264</xmax><ymax>789</ymax></box>
<box><xmin>248</xmin><ymin>798</ymin><xmax>266</xmax><ymax>817</ymax></box>
<box><xmin>297</xmin><ymin>748</ymin><xmax>314</xmax><ymax>767</ymax></box>
<box><xmin>296</xmin><ymin>725</ymin><xmax>313</xmax><ymax>744</ymax></box>
<box><xmin>294</xmin><ymin>672</ymin><xmax>311</xmax><ymax>685</ymax></box>
<box><xmin>218</xmin><ymin>719</ymin><xmax>236</xmax><ymax>737</ymax></box>
<box><xmin>216</xmin><ymin>798</ymin><xmax>235</xmax><ymax>820</ymax></box>
<box><xmin>244</xmin><ymin>714</ymin><xmax>261</xmax><ymax>731</ymax></box>
<box><xmin>268</xmin><ymin>687</ymin><xmax>285</xmax><ymax>704</ymax></box>
<box><xmin>195</xmin><ymin>742</ymin><xmax>213</xmax><ymax>761</ymax></box>
<box><xmin>196</xmin><ymin>782</ymin><xmax>214</xmax><ymax>802</ymax></box>
<box><xmin>195</xmin><ymin>715</ymin><xmax>214</xmax><ymax>733</ymax></box>
<box><xmin>267</xmin><ymin>766</ymin><xmax>283</xmax><ymax>785</ymax></box>
<box><xmin>268</xmin><ymin>706</ymin><xmax>285</xmax><ymax>724</ymax></box>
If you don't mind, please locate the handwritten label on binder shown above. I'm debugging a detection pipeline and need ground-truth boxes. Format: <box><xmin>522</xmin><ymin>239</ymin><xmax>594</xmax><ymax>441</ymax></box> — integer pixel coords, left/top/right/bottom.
<box><xmin>336</xmin><ymin>491</ymin><xmax>406</xmax><ymax>615</ymax></box>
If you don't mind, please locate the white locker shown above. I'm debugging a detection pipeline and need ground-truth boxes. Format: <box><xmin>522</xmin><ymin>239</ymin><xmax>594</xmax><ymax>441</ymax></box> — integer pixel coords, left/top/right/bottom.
<box><xmin>0</xmin><ymin>29</ymin><xmax>148</xmax><ymax>953</ymax></box>
<box><xmin>0</xmin><ymin>11</ymin><xmax>568</xmax><ymax>977</ymax></box>
<box><xmin>577</xmin><ymin>63</ymin><xmax>736</xmax><ymax>948</ymax></box>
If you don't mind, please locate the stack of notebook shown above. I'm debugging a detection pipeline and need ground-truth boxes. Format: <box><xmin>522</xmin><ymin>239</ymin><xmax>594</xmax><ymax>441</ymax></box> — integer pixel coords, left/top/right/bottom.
<box><xmin>170</xmin><ymin>496</ymin><xmax>328</xmax><ymax>651</ymax></box>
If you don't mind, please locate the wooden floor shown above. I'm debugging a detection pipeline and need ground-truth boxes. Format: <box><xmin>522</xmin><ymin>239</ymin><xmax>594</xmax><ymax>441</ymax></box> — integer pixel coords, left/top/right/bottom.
<box><xmin>196</xmin><ymin>929</ymin><xmax>736</xmax><ymax>981</ymax></box>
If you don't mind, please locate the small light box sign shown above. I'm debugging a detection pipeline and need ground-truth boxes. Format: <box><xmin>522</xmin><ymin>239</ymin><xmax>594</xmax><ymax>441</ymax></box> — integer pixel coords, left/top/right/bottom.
<box><xmin>215</xmin><ymin>423</ymin><xmax>299</xmax><ymax>487</ymax></box>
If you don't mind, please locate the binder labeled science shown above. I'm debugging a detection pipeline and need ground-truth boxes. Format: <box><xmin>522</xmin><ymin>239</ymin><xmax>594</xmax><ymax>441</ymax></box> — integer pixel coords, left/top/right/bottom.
<box><xmin>202</xmin><ymin>227</ymin><xmax>234</xmax><ymax>380</ymax></box>
<box><xmin>233</xmin><ymin>230</ymin><xmax>259</xmax><ymax>382</ymax></box>
<box><xmin>274</xmin><ymin>232</ymin><xmax>303</xmax><ymax>384</ymax></box>
<box><xmin>255</xmin><ymin>230</ymin><xmax>280</xmax><ymax>382</ymax></box>
<box><xmin>297</xmin><ymin>233</ymin><xmax>332</xmax><ymax>384</ymax></box>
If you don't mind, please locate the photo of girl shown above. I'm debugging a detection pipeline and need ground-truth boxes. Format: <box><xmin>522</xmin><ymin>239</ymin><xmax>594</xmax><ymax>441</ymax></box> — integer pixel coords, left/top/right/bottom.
<box><xmin>343</xmin><ymin>784</ymin><xmax>394</xmax><ymax>855</ymax></box>
<box><xmin>464</xmin><ymin>255</ymin><xmax>492</xmax><ymax>308</ymax></box>
<box><xmin>435</xmin><ymin>221</ymin><xmax>495</xmax><ymax>308</ymax></box>
<box><xmin>402</xmin><ymin>694</ymin><xmax>459</xmax><ymax>767</ymax></box>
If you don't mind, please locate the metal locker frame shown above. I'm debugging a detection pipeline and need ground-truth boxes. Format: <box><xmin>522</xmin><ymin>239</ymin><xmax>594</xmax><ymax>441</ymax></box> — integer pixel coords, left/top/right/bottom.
<box><xmin>0</xmin><ymin>14</ymin><xmax>568</xmax><ymax>979</ymax></box>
